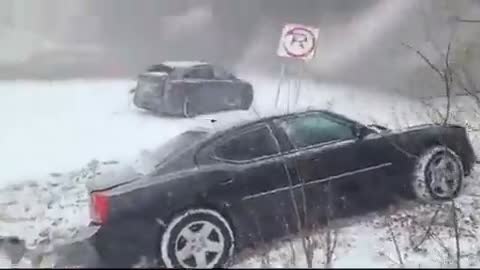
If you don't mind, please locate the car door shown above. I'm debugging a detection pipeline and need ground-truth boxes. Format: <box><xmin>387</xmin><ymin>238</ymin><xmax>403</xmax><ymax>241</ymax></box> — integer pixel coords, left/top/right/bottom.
<box><xmin>211</xmin><ymin>66</ymin><xmax>244</xmax><ymax>110</ymax></box>
<box><xmin>351</xmin><ymin>129</ymin><xmax>409</xmax><ymax>201</ymax></box>
<box><xmin>271</xmin><ymin>111</ymin><xmax>391</xmax><ymax>226</ymax></box>
<box><xmin>181</xmin><ymin>65</ymin><xmax>216</xmax><ymax>113</ymax></box>
<box><xmin>211</xmin><ymin>122</ymin><xmax>303</xmax><ymax>240</ymax></box>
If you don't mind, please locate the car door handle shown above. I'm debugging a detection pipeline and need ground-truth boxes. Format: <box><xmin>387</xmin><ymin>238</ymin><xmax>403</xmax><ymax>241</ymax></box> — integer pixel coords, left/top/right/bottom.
<box><xmin>219</xmin><ymin>179</ymin><xmax>234</xmax><ymax>186</ymax></box>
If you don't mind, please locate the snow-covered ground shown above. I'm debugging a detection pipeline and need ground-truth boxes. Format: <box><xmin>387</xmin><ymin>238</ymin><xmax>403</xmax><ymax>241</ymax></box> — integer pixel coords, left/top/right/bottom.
<box><xmin>235</xmin><ymin>167</ymin><xmax>480</xmax><ymax>268</ymax></box>
<box><xmin>0</xmin><ymin>75</ymin><xmax>479</xmax><ymax>267</ymax></box>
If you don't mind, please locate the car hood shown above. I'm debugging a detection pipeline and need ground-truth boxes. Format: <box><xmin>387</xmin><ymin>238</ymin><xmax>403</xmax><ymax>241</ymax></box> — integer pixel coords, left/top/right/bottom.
<box><xmin>402</xmin><ymin>123</ymin><xmax>464</xmax><ymax>132</ymax></box>
<box><xmin>384</xmin><ymin>123</ymin><xmax>467</xmax><ymax>139</ymax></box>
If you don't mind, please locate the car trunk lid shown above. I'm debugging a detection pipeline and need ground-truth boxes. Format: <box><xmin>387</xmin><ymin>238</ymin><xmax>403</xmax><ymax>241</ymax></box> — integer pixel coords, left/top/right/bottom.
<box><xmin>133</xmin><ymin>72</ymin><xmax>168</xmax><ymax>110</ymax></box>
<box><xmin>86</xmin><ymin>165</ymin><xmax>142</xmax><ymax>192</ymax></box>
<box><xmin>86</xmin><ymin>130</ymin><xmax>210</xmax><ymax>193</ymax></box>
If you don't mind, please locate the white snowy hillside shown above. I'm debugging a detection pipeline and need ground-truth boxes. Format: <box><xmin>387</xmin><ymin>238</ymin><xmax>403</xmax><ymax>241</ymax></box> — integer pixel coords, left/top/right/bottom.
<box><xmin>0</xmin><ymin>76</ymin><xmax>479</xmax><ymax>268</ymax></box>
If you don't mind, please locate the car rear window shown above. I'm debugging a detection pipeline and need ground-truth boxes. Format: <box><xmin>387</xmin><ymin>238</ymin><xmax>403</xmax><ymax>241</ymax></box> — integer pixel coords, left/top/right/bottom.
<box><xmin>136</xmin><ymin>74</ymin><xmax>167</xmax><ymax>95</ymax></box>
<box><xmin>153</xmin><ymin>131</ymin><xmax>208</xmax><ymax>168</ymax></box>
<box><xmin>183</xmin><ymin>66</ymin><xmax>215</xmax><ymax>79</ymax></box>
<box><xmin>146</xmin><ymin>64</ymin><xmax>174</xmax><ymax>73</ymax></box>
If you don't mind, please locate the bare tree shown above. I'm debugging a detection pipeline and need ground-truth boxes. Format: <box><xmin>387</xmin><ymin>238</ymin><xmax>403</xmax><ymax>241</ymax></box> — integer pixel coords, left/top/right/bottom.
<box><xmin>412</xmin><ymin>206</ymin><xmax>441</xmax><ymax>251</ymax></box>
<box><xmin>402</xmin><ymin>41</ymin><xmax>454</xmax><ymax>125</ymax></box>
<box><xmin>386</xmin><ymin>217</ymin><xmax>404</xmax><ymax>268</ymax></box>
<box><xmin>451</xmin><ymin>200</ymin><xmax>461</xmax><ymax>268</ymax></box>
<box><xmin>397</xmin><ymin>4</ymin><xmax>480</xmax><ymax>265</ymax></box>
<box><xmin>322</xmin><ymin>180</ymin><xmax>338</xmax><ymax>268</ymax></box>
<box><xmin>274</xmin><ymin>62</ymin><xmax>339</xmax><ymax>269</ymax></box>
<box><xmin>455</xmin><ymin>17</ymin><xmax>480</xmax><ymax>23</ymax></box>
<box><xmin>324</xmin><ymin>228</ymin><xmax>337</xmax><ymax>268</ymax></box>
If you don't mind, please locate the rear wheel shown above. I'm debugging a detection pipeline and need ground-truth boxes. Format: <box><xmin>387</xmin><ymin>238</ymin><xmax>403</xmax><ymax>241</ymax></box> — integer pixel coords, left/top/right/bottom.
<box><xmin>160</xmin><ymin>209</ymin><xmax>235</xmax><ymax>268</ymax></box>
<box><xmin>411</xmin><ymin>146</ymin><xmax>464</xmax><ymax>202</ymax></box>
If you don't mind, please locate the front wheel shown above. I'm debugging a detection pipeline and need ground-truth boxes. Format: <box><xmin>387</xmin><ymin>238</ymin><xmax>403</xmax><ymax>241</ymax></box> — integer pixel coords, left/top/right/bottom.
<box><xmin>411</xmin><ymin>146</ymin><xmax>464</xmax><ymax>203</ymax></box>
<box><xmin>160</xmin><ymin>209</ymin><xmax>235</xmax><ymax>268</ymax></box>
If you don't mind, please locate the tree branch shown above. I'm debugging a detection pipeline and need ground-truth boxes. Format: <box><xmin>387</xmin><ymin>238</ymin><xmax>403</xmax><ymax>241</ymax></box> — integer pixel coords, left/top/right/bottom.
<box><xmin>402</xmin><ymin>40</ymin><xmax>454</xmax><ymax>125</ymax></box>
<box><xmin>326</xmin><ymin>229</ymin><xmax>337</xmax><ymax>268</ymax></box>
<box><xmin>451</xmin><ymin>68</ymin><xmax>480</xmax><ymax>108</ymax></box>
<box><xmin>443</xmin><ymin>40</ymin><xmax>453</xmax><ymax>125</ymax></box>
<box><xmin>452</xmin><ymin>200</ymin><xmax>461</xmax><ymax>268</ymax></box>
<box><xmin>386</xmin><ymin>217</ymin><xmax>404</xmax><ymax>267</ymax></box>
<box><xmin>413</xmin><ymin>206</ymin><xmax>441</xmax><ymax>250</ymax></box>
<box><xmin>401</xmin><ymin>42</ymin><xmax>444</xmax><ymax>80</ymax></box>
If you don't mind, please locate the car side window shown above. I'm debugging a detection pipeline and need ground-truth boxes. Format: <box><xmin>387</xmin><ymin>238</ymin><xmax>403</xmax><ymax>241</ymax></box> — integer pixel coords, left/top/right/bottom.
<box><xmin>183</xmin><ymin>66</ymin><xmax>215</xmax><ymax>79</ymax></box>
<box><xmin>276</xmin><ymin>112</ymin><xmax>355</xmax><ymax>149</ymax></box>
<box><xmin>214</xmin><ymin>125</ymin><xmax>278</xmax><ymax>161</ymax></box>
<box><xmin>213</xmin><ymin>66</ymin><xmax>236</xmax><ymax>80</ymax></box>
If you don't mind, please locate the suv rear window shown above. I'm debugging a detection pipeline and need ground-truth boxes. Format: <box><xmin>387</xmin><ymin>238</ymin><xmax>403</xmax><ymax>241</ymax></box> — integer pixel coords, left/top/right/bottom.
<box><xmin>137</xmin><ymin>73</ymin><xmax>166</xmax><ymax>90</ymax></box>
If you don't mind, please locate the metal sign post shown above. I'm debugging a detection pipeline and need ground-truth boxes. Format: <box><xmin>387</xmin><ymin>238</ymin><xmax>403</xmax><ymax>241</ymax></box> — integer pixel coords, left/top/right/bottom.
<box><xmin>275</xmin><ymin>23</ymin><xmax>319</xmax><ymax>111</ymax></box>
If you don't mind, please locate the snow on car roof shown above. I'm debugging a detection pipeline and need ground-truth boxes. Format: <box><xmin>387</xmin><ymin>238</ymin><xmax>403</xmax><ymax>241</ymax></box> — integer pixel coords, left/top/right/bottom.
<box><xmin>161</xmin><ymin>61</ymin><xmax>209</xmax><ymax>68</ymax></box>
<box><xmin>187</xmin><ymin>108</ymin><xmax>354</xmax><ymax>136</ymax></box>
<box><xmin>142</xmin><ymin>71</ymin><xmax>169</xmax><ymax>77</ymax></box>
<box><xmin>186</xmin><ymin>111</ymin><xmax>277</xmax><ymax>136</ymax></box>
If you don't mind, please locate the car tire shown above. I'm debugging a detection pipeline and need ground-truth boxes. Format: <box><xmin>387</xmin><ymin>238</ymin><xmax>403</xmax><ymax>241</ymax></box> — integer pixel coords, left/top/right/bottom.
<box><xmin>160</xmin><ymin>208</ymin><xmax>235</xmax><ymax>268</ymax></box>
<box><xmin>411</xmin><ymin>146</ymin><xmax>464</xmax><ymax>203</ymax></box>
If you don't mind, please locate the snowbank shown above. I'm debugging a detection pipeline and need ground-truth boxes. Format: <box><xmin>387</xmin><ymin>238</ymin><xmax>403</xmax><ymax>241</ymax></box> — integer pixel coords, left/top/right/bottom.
<box><xmin>0</xmin><ymin>79</ymin><xmax>210</xmax><ymax>186</ymax></box>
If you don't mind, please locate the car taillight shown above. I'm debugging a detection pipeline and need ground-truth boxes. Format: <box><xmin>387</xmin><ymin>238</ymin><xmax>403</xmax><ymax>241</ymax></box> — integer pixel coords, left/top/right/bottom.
<box><xmin>90</xmin><ymin>192</ymin><xmax>109</xmax><ymax>224</ymax></box>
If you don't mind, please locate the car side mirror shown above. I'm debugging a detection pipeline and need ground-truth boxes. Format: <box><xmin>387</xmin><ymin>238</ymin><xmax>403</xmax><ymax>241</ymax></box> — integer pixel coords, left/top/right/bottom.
<box><xmin>353</xmin><ymin>125</ymin><xmax>368</xmax><ymax>139</ymax></box>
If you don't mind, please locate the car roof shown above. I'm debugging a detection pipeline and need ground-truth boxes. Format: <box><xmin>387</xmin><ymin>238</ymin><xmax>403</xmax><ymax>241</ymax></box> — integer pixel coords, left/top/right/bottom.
<box><xmin>189</xmin><ymin>109</ymin><xmax>353</xmax><ymax>137</ymax></box>
<box><xmin>142</xmin><ymin>61</ymin><xmax>211</xmax><ymax>76</ymax></box>
<box><xmin>161</xmin><ymin>61</ymin><xmax>209</xmax><ymax>69</ymax></box>
<box><xmin>140</xmin><ymin>71</ymin><xmax>169</xmax><ymax>77</ymax></box>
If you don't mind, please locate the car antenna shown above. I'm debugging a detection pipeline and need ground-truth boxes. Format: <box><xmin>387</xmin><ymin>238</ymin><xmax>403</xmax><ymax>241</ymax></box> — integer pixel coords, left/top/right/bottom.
<box><xmin>208</xmin><ymin>118</ymin><xmax>220</xmax><ymax>133</ymax></box>
<box><xmin>191</xmin><ymin>117</ymin><xmax>219</xmax><ymax>132</ymax></box>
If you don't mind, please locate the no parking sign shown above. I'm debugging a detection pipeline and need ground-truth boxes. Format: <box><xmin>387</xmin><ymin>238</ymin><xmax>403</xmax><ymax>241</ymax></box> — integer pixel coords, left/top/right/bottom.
<box><xmin>276</xmin><ymin>23</ymin><xmax>319</xmax><ymax>61</ymax></box>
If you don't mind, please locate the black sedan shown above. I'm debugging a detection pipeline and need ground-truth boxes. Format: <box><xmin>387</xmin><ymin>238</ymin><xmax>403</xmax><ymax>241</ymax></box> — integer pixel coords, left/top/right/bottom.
<box><xmin>87</xmin><ymin>110</ymin><xmax>476</xmax><ymax>268</ymax></box>
<box><xmin>132</xmin><ymin>61</ymin><xmax>254</xmax><ymax>117</ymax></box>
